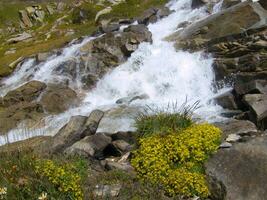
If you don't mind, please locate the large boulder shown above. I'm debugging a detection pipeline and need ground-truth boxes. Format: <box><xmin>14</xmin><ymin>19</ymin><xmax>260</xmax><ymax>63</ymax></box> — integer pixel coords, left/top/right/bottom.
<box><xmin>243</xmin><ymin>94</ymin><xmax>267</xmax><ymax>130</ymax></box>
<box><xmin>1</xmin><ymin>81</ymin><xmax>46</xmax><ymax>107</ymax></box>
<box><xmin>65</xmin><ymin>133</ymin><xmax>112</xmax><ymax>159</ymax></box>
<box><xmin>49</xmin><ymin>115</ymin><xmax>87</xmax><ymax>153</ymax></box>
<box><xmin>214</xmin><ymin>91</ymin><xmax>238</xmax><ymax>110</ymax></box>
<box><xmin>205</xmin><ymin>135</ymin><xmax>267</xmax><ymax>200</ymax></box>
<box><xmin>167</xmin><ymin>2</ymin><xmax>267</xmax><ymax>51</ymax></box>
<box><xmin>40</xmin><ymin>84</ymin><xmax>78</xmax><ymax>114</ymax></box>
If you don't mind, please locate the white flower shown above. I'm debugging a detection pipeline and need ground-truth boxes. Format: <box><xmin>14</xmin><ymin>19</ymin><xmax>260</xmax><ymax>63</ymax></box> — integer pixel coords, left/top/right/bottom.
<box><xmin>0</xmin><ymin>187</ymin><xmax>7</xmax><ymax>195</ymax></box>
<box><xmin>38</xmin><ymin>192</ymin><xmax>48</xmax><ymax>200</ymax></box>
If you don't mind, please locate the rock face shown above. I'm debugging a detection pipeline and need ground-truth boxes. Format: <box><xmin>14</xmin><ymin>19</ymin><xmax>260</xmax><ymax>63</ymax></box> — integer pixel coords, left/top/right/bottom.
<box><xmin>167</xmin><ymin>2</ymin><xmax>267</xmax><ymax>50</ymax></box>
<box><xmin>205</xmin><ymin>135</ymin><xmax>267</xmax><ymax>200</ymax></box>
<box><xmin>79</xmin><ymin>24</ymin><xmax>152</xmax><ymax>89</ymax></box>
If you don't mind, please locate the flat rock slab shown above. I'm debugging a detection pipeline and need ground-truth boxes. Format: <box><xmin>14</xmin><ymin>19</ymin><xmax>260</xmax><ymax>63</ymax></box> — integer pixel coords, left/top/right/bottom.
<box><xmin>205</xmin><ymin>135</ymin><xmax>267</xmax><ymax>200</ymax></box>
<box><xmin>96</xmin><ymin>106</ymin><xmax>143</xmax><ymax>135</ymax></box>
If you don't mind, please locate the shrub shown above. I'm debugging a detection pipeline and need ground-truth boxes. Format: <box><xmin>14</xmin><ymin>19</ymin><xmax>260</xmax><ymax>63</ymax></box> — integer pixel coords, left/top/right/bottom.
<box><xmin>131</xmin><ymin>123</ymin><xmax>221</xmax><ymax>198</ymax></box>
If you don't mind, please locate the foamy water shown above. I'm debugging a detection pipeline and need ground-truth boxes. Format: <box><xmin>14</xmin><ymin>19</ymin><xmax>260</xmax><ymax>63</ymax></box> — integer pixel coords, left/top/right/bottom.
<box><xmin>0</xmin><ymin>0</ymin><xmax>228</xmax><ymax>145</ymax></box>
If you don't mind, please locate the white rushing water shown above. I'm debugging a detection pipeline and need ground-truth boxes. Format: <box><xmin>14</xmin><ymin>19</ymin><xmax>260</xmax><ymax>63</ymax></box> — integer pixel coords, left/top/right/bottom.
<box><xmin>0</xmin><ymin>0</ymin><xmax>228</xmax><ymax>145</ymax></box>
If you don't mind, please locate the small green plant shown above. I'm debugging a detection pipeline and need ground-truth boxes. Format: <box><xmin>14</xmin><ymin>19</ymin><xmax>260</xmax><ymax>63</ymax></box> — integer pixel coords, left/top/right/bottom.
<box><xmin>131</xmin><ymin>123</ymin><xmax>221</xmax><ymax>198</ymax></box>
<box><xmin>136</xmin><ymin>101</ymin><xmax>199</xmax><ymax>137</ymax></box>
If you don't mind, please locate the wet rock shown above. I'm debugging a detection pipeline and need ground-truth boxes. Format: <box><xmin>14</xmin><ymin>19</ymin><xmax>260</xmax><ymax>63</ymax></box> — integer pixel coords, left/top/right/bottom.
<box><xmin>137</xmin><ymin>8</ymin><xmax>158</xmax><ymax>25</ymax></box>
<box><xmin>116</xmin><ymin>93</ymin><xmax>149</xmax><ymax>105</ymax></box>
<box><xmin>83</xmin><ymin>109</ymin><xmax>105</xmax><ymax>136</ymax></box>
<box><xmin>259</xmin><ymin>0</ymin><xmax>267</xmax><ymax>10</ymax></box>
<box><xmin>50</xmin><ymin>115</ymin><xmax>87</xmax><ymax>153</ymax></box>
<box><xmin>167</xmin><ymin>2</ymin><xmax>267</xmax><ymax>51</ymax></box>
<box><xmin>100</xmin><ymin>23</ymin><xmax>120</xmax><ymax>33</ymax></box>
<box><xmin>220</xmin><ymin>110</ymin><xmax>243</xmax><ymax>118</ymax></box>
<box><xmin>7</xmin><ymin>32</ymin><xmax>32</xmax><ymax>44</ymax></box>
<box><xmin>0</xmin><ymin>102</ymin><xmax>44</xmax><ymax>134</ymax></box>
<box><xmin>93</xmin><ymin>184</ymin><xmax>121</xmax><ymax>198</ymax></box>
<box><xmin>214</xmin><ymin>119</ymin><xmax>258</xmax><ymax>139</ymax></box>
<box><xmin>235</xmin><ymin>80</ymin><xmax>267</xmax><ymax>96</ymax></box>
<box><xmin>36</xmin><ymin>52</ymin><xmax>51</xmax><ymax>63</ymax></box>
<box><xmin>2</xmin><ymin>81</ymin><xmax>46</xmax><ymax>107</ymax></box>
<box><xmin>205</xmin><ymin>135</ymin><xmax>267</xmax><ymax>200</ymax></box>
<box><xmin>40</xmin><ymin>84</ymin><xmax>78</xmax><ymax>114</ymax></box>
<box><xmin>243</xmin><ymin>94</ymin><xmax>267</xmax><ymax>130</ymax></box>
<box><xmin>53</xmin><ymin>58</ymin><xmax>77</xmax><ymax>79</ymax></box>
<box><xmin>222</xmin><ymin>0</ymin><xmax>242</xmax><ymax>9</ymax></box>
<box><xmin>191</xmin><ymin>0</ymin><xmax>206</xmax><ymax>9</ymax></box>
<box><xmin>79</xmin><ymin>25</ymin><xmax>152</xmax><ymax>88</ymax></box>
<box><xmin>65</xmin><ymin>133</ymin><xmax>112</xmax><ymax>159</ymax></box>
<box><xmin>96</xmin><ymin>106</ymin><xmax>142</xmax><ymax>135</ymax></box>
<box><xmin>157</xmin><ymin>7</ymin><xmax>173</xmax><ymax>19</ymax></box>
<box><xmin>214</xmin><ymin>91</ymin><xmax>238</xmax><ymax>110</ymax></box>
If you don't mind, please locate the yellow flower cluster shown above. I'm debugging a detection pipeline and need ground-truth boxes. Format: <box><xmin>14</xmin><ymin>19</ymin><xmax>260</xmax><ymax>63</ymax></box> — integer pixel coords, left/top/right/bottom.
<box><xmin>34</xmin><ymin>160</ymin><xmax>83</xmax><ymax>200</ymax></box>
<box><xmin>131</xmin><ymin>123</ymin><xmax>221</xmax><ymax>197</ymax></box>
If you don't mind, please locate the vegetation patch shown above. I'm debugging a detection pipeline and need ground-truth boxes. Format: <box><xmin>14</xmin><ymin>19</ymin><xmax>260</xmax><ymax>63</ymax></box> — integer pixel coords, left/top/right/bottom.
<box><xmin>132</xmin><ymin>107</ymin><xmax>222</xmax><ymax>198</ymax></box>
<box><xmin>0</xmin><ymin>151</ymin><xmax>88</xmax><ymax>200</ymax></box>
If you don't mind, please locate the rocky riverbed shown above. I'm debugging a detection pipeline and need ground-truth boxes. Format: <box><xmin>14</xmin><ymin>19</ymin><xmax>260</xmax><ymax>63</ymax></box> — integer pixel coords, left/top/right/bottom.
<box><xmin>1</xmin><ymin>0</ymin><xmax>267</xmax><ymax>199</ymax></box>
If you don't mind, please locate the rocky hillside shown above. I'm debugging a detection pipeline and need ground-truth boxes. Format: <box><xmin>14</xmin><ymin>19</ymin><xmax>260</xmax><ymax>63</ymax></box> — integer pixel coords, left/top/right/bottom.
<box><xmin>0</xmin><ymin>0</ymin><xmax>267</xmax><ymax>199</ymax></box>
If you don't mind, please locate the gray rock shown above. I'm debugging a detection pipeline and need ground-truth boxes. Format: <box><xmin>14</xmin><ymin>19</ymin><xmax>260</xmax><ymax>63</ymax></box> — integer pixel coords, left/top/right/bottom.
<box><xmin>157</xmin><ymin>7</ymin><xmax>173</xmax><ymax>18</ymax></box>
<box><xmin>100</xmin><ymin>23</ymin><xmax>120</xmax><ymax>33</ymax></box>
<box><xmin>222</xmin><ymin>0</ymin><xmax>242</xmax><ymax>9</ymax></box>
<box><xmin>214</xmin><ymin>119</ymin><xmax>258</xmax><ymax>139</ymax></box>
<box><xmin>215</xmin><ymin>91</ymin><xmax>238</xmax><ymax>110</ymax></box>
<box><xmin>7</xmin><ymin>32</ymin><xmax>32</xmax><ymax>43</ymax></box>
<box><xmin>225</xmin><ymin>134</ymin><xmax>241</xmax><ymax>143</ymax></box>
<box><xmin>219</xmin><ymin>142</ymin><xmax>232</xmax><ymax>148</ymax></box>
<box><xmin>83</xmin><ymin>109</ymin><xmax>104</xmax><ymax>136</ymax></box>
<box><xmin>96</xmin><ymin>106</ymin><xmax>142</xmax><ymax>135</ymax></box>
<box><xmin>116</xmin><ymin>93</ymin><xmax>149</xmax><ymax>105</ymax></box>
<box><xmin>65</xmin><ymin>133</ymin><xmax>112</xmax><ymax>159</ymax></box>
<box><xmin>93</xmin><ymin>184</ymin><xmax>121</xmax><ymax>198</ymax></box>
<box><xmin>167</xmin><ymin>2</ymin><xmax>267</xmax><ymax>50</ymax></box>
<box><xmin>205</xmin><ymin>135</ymin><xmax>267</xmax><ymax>200</ymax></box>
<box><xmin>19</xmin><ymin>10</ymin><xmax>32</xmax><ymax>28</ymax></box>
<box><xmin>36</xmin><ymin>52</ymin><xmax>51</xmax><ymax>63</ymax></box>
<box><xmin>2</xmin><ymin>81</ymin><xmax>47</xmax><ymax>107</ymax></box>
<box><xmin>50</xmin><ymin>115</ymin><xmax>87</xmax><ymax>153</ymax></box>
<box><xmin>243</xmin><ymin>94</ymin><xmax>267</xmax><ymax>130</ymax></box>
<box><xmin>40</xmin><ymin>84</ymin><xmax>78</xmax><ymax>114</ymax></box>
<box><xmin>137</xmin><ymin>8</ymin><xmax>158</xmax><ymax>25</ymax></box>
<box><xmin>112</xmin><ymin>140</ymin><xmax>132</xmax><ymax>152</ymax></box>
<box><xmin>235</xmin><ymin>80</ymin><xmax>267</xmax><ymax>96</ymax></box>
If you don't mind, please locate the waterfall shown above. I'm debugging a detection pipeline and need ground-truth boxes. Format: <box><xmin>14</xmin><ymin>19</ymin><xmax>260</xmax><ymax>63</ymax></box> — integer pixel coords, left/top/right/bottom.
<box><xmin>0</xmin><ymin>0</ymin><xmax>227</xmax><ymax>145</ymax></box>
